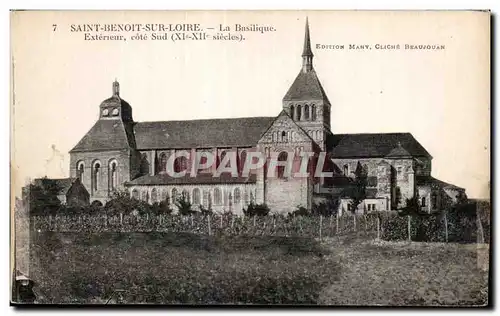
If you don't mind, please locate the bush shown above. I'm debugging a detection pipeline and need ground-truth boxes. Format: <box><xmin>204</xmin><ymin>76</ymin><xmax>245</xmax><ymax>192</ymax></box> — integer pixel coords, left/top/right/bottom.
<box><xmin>175</xmin><ymin>195</ymin><xmax>194</xmax><ymax>215</ymax></box>
<box><xmin>289</xmin><ymin>206</ymin><xmax>309</xmax><ymax>217</ymax></box>
<box><xmin>243</xmin><ymin>203</ymin><xmax>270</xmax><ymax>217</ymax></box>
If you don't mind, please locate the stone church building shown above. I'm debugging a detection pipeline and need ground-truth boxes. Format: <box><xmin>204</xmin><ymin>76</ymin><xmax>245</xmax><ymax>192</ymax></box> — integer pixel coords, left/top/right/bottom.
<box><xmin>69</xmin><ymin>19</ymin><xmax>465</xmax><ymax>215</ymax></box>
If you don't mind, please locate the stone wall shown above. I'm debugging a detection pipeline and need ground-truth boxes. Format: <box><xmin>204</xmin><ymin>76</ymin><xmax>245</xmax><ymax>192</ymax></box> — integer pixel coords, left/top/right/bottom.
<box><xmin>332</xmin><ymin>157</ymin><xmax>417</xmax><ymax>210</ymax></box>
<box><xmin>70</xmin><ymin>149</ymin><xmax>132</xmax><ymax>204</ymax></box>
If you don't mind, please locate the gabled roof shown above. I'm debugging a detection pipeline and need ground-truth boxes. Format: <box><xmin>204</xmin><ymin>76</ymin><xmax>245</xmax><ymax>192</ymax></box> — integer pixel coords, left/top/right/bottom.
<box><xmin>330</xmin><ymin>133</ymin><xmax>432</xmax><ymax>158</ymax></box>
<box><xmin>33</xmin><ymin>178</ymin><xmax>78</xmax><ymax>195</ymax></box>
<box><xmin>258</xmin><ymin>110</ymin><xmax>318</xmax><ymax>146</ymax></box>
<box><xmin>125</xmin><ymin>173</ymin><xmax>257</xmax><ymax>186</ymax></box>
<box><xmin>134</xmin><ymin>117</ymin><xmax>275</xmax><ymax>150</ymax></box>
<box><xmin>416</xmin><ymin>176</ymin><xmax>464</xmax><ymax>191</ymax></box>
<box><xmin>283</xmin><ymin>69</ymin><xmax>330</xmax><ymax>102</ymax></box>
<box><xmin>70</xmin><ymin>119</ymin><xmax>134</xmax><ymax>153</ymax></box>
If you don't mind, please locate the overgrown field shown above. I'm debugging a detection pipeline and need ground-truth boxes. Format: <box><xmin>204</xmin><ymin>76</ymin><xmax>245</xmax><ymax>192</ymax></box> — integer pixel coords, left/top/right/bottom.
<box><xmin>29</xmin><ymin>231</ymin><xmax>489</xmax><ymax>305</ymax></box>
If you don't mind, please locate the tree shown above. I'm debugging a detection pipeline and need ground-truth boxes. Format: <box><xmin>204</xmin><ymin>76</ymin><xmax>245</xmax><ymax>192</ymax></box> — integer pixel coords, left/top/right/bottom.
<box><xmin>104</xmin><ymin>190</ymin><xmax>140</xmax><ymax>215</ymax></box>
<box><xmin>399</xmin><ymin>195</ymin><xmax>422</xmax><ymax>216</ymax></box>
<box><xmin>311</xmin><ymin>197</ymin><xmax>341</xmax><ymax>217</ymax></box>
<box><xmin>243</xmin><ymin>202</ymin><xmax>270</xmax><ymax>217</ymax></box>
<box><xmin>25</xmin><ymin>177</ymin><xmax>62</xmax><ymax>215</ymax></box>
<box><xmin>346</xmin><ymin>162</ymin><xmax>367</xmax><ymax>214</ymax></box>
<box><xmin>175</xmin><ymin>194</ymin><xmax>194</xmax><ymax>215</ymax></box>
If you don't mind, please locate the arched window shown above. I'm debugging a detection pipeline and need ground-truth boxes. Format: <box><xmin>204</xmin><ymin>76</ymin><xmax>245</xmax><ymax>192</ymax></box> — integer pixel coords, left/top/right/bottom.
<box><xmin>151</xmin><ymin>188</ymin><xmax>158</xmax><ymax>203</ymax></box>
<box><xmin>76</xmin><ymin>161</ymin><xmax>85</xmax><ymax>180</ymax></box>
<box><xmin>304</xmin><ymin>104</ymin><xmax>310</xmax><ymax>120</ymax></box>
<box><xmin>234</xmin><ymin>188</ymin><xmax>241</xmax><ymax>204</ymax></box>
<box><xmin>421</xmin><ymin>197</ymin><xmax>426</xmax><ymax>207</ymax></box>
<box><xmin>132</xmin><ymin>189</ymin><xmax>139</xmax><ymax>200</ymax></box>
<box><xmin>343</xmin><ymin>164</ymin><xmax>349</xmax><ymax>176</ymax></box>
<box><xmin>109</xmin><ymin>160</ymin><xmax>118</xmax><ymax>192</ymax></box>
<box><xmin>171</xmin><ymin>188</ymin><xmax>178</xmax><ymax>203</ymax></box>
<box><xmin>140</xmin><ymin>153</ymin><xmax>149</xmax><ymax>175</ymax></box>
<box><xmin>181</xmin><ymin>189</ymin><xmax>190</xmax><ymax>202</ymax></box>
<box><xmin>192</xmin><ymin>188</ymin><xmax>201</xmax><ymax>205</ymax></box>
<box><xmin>224</xmin><ymin>190</ymin><xmax>230</xmax><ymax>206</ymax></box>
<box><xmin>91</xmin><ymin>161</ymin><xmax>101</xmax><ymax>193</ymax></box>
<box><xmin>296</xmin><ymin>105</ymin><xmax>302</xmax><ymax>121</ymax></box>
<box><xmin>311</xmin><ymin>104</ymin><xmax>317</xmax><ymax>120</ymax></box>
<box><xmin>141</xmin><ymin>190</ymin><xmax>148</xmax><ymax>202</ymax></box>
<box><xmin>203</xmin><ymin>190</ymin><xmax>210</xmax><ymax>208</ymax></box>
<box><xmin>214</xmin><ymin>187</ymin><xmax>222</xmax><ymax>205</ymax></box>
<box><xmin>217</xmin><ymin>150</ymin><xmax>227</xmax><ymax>168</ymax></box>
<box><xmin>431</xmin><ymin>192</ymin><xmax>438</xmax><ymax>209</ymax></box>
<box><xmin>281</xmin><ymin>131</ymin><xmax>287</xmax><ymax>142</ymax></box>
<box><xmin>161</xmin><ymin>190</ymin><xmax>168</xmax><ymax>202</ymax></box>
<box><xmin>239</xmin><ymin>150</ymin><xmax>247</xmax><ymax>173</ymax></box>
<box><xmin>277</xmin><ymin>151</ymin><xmax>288</xmax><ymax>178</ymax></box>
<box><xmin>290</xmin><ymin>105</ymin><xmax>295</xmax><ymax>120</ymax></box>
<box><xmin>159</xmin><ymin>153</ymin><xmax>167</xmax><ymax>173</ymax></box>
<box><xmin>199</xmin><ymin>153</ymin><xmax>208</xmax><ymax>170</ymax></box>
<box><xmin>174</xmin><ymin>155</ymin><xmax>188</xmax><ymax>173</ymax></box>
<box><xmin>244</xmin><ymin>190</ymin><xmax>249</xmax><ymax>205</ymax></box>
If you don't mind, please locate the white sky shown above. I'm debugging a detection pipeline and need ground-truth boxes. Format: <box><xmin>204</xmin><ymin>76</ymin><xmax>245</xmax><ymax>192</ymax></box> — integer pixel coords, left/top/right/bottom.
<box><xmin>10</xmin><ymin>10</ymin><xmax>490</xmax><ymax>198</ymax></box>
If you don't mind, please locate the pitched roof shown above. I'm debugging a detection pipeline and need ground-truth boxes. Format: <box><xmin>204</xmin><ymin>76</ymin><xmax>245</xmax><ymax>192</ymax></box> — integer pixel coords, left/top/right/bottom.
<box><xmin>133</xmin><ymin>117</ymin><xmax>274</xmax><ymax>150</ymax></box>
<box><xmin>330</xmin><ymin>133</ymin><xmax>432</xmax><ymax>158</ymax></box>
<box><xmin>416</xmin><ymin>176</ymin><xmax>464</xmax><ymax>191</ymax></box>
<box><xmin>70</xmin><ymin>119</ymin><xmax>134</xmax><ymax>153</ymax></box>
<box><xmin>125</xmin><ymin>173</ymin><xmax>257</xmax><ymax>186</ymax></box>
<box><xmin>302</xmin><ymin>17</ymin><xmax>313</xmax><ymax>57</ymax></box>
<box><xmin>283</xmin><ymin>69</ymin><xmax>330</xmax><ymax>102</ymax></box>
<box><xmin>386</xmin><ymin>143</ymin><xmax>413</xmax><ymax>158</ymax></box>
<box><xmin>33</xmin><ymin>178</ymin><xmax>78</xmax><ymax>195</ymax></box>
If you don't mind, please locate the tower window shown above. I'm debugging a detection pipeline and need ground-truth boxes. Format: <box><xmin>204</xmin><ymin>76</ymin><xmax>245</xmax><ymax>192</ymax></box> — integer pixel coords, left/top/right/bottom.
<box><xmin>290</xmin><ymin>105</ymin><xmax>295</xmax><ymax>120</ymax></box>
<box><xmin>304</xmin><ymin>104</ymin><xmax>310</xmax><ymax>120</ymax></box>
<box><xmin>296</xmin><ymin>105</ymin><xmax>302</xmax><ymax>121</ymax></box>
<box><xmin>281</xmin><ymin>131</ymin><xmax>287</xmax><ymax>142</ymax></box>
<box><xmin>421</xmin><ymin>197</ymin><xmax>426</xmax><ymax>207</ymax></box>
<box><xmin>311</xmin><ymin>104</ymin><xmax>317</xmax><ymax>120</ymax></box>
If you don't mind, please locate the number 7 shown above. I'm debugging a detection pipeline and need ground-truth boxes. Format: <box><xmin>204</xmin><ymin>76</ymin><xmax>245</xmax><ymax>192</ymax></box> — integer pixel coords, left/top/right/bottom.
<box><xmin>52</xmin><ymin>24</ymin><xmax>57</xmax><ymax>31</ymax></box>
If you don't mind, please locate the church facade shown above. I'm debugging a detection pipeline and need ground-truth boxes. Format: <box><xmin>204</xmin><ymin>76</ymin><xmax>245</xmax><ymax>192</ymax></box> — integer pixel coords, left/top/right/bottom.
<box><xmin>69</xmin><ymin>19</ymin><xmax>466</xmax><ymax>215</ymax></box>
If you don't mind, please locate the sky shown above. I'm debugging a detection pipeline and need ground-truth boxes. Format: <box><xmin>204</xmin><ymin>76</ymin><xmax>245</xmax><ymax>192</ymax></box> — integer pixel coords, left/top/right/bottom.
<box><xmin>10</xmin><ymin>10</ymin><xmax>490</xmax><ymax>198</ymax></box>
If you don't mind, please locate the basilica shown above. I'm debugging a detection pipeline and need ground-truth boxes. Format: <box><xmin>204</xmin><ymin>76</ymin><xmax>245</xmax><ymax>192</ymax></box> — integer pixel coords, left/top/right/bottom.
<box><xmin>69</xmin><ymin>19</ymin><xmax>465</xmax><ymax>215</ymax></box>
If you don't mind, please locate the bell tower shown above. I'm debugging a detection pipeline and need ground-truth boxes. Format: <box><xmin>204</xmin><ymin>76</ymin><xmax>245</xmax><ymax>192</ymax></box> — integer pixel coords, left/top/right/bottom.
<box><xmin>282</xmin><ymin>18</ymin><xmax>332</xmax><ymax>150</ymax></box>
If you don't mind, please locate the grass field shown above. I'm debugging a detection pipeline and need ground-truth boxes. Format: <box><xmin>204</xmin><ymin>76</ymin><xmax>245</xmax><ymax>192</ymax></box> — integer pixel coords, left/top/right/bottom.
<box><xmin>29</xmin><ymin>231</ymin><xmax>489</xmax><ymax>305</ymax></box>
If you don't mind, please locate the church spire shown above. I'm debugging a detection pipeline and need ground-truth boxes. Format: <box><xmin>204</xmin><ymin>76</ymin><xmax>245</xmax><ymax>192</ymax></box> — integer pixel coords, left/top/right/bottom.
<box><xmin>302</xmin><ymin>17</ymin><xmax>314</xmax><ymax>73</ymax></box>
